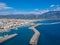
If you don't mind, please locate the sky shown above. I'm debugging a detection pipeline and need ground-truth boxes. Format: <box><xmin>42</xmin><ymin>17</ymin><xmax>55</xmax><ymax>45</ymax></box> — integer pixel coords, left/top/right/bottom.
<box><xmin>0</xmin><ymin>0</ymin><xmax>60</xmax><ymax>15</ymax></box>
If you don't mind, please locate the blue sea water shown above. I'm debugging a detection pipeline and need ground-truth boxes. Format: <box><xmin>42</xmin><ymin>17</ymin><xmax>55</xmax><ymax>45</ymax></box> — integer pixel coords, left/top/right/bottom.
<box><xmin>35</xmin><ymin>20</ymin><xmax>60</xmax><ymax>45</ymax></box>
<box><xmin>0</xmin><ymin>20</ymin><xmax>60</xmax><ymax>45</ymax></box>
<box><xmin>0</xmin><ymin>26</ymin><xmax>34</xmax><ymax>45</ymax></box>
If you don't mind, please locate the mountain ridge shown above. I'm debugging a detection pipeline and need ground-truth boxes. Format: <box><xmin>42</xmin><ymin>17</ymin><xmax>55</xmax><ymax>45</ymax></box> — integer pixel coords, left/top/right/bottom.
<box><xmin>0</xmin><ymin>11</ymin><xmax>60</xmax><ymax>19</ymax></box>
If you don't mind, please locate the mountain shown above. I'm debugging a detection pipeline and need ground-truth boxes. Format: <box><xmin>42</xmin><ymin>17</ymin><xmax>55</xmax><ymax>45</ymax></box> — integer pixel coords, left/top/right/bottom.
<box><xmin>0</xmin><ymin>14</ymin><xmax>37</xmax><ymax>19</ymax></box>
<box><xmin>38</xmin><ymin>11</ymin><xmax>60</xmax><ymax>19</ymax></box>
<box><xmin>0</xmin><ymin>11</ymin><xmax>60</xmax><ymax>19</ymax></box>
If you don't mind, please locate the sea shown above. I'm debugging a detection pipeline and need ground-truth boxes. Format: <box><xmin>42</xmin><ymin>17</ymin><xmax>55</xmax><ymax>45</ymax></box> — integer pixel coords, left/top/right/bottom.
<box><xmin>0</xmin><ymin>20</ymin><xmax>60</xmax><ymax>45</ymax></box>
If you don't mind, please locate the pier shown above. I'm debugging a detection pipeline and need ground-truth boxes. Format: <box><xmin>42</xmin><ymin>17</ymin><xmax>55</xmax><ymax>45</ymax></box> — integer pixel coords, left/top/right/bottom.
<box><xmin>0</xmin><ymin>33</ymin><xmax>18</xmax><ymax>43</ymax></box>
<box><xmin>29</xmin><ymin>24</ymin><xmax>40</xmax><ymax>45</ymax></box>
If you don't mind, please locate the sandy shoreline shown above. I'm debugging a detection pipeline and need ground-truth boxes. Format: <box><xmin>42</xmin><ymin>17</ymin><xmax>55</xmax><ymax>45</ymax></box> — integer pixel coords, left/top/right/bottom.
<box><xmin>29</xmin><ymin>24</ymin><xmax>40</xmax><ymax>45</ymax></box>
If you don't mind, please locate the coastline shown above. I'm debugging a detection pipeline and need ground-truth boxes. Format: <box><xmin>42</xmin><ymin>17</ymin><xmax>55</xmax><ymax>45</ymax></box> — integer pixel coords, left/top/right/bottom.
<box><xmin>29</xmin><ymin>24</ymin><xmax>40</xmax><ymax>45</ymax></box>
<box><xmin>0</xmin><ymin>19</ymin><xmax>41</xmax><ymax>32</ymax></box>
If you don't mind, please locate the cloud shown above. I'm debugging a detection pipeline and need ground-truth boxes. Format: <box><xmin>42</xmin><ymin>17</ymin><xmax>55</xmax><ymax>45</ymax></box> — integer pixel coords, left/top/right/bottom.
<box><xmin>52</xmin><ymin>5</ymin><xmax>60</xmax><ymax>11</ymax></box>
<box><xmin>34</xmin><ymin>9</ymin><xmax>39</xmax><ymax>11</ymax></box>
<box><xmin>50</xmin><ymin>4</ymin><xmax>60</xmax><ymax>8</ymax></box>
<box><xmin>50</xmin><ymin>5</ymin><xmax>55</xmax><ymax>7</ymax></box>
<box><xmin>39</xmin><ymin>10</ymin><xmax>49</xmax><ymax>14</ymax></box>
<box><xmin>0</xmin><ymin>11</ymin><xmax>11</xmax><ymax>15</ymax></box>
<box><xmin>0</xmin><ymin>2</ymin><xmax>14</xmax><ymax>15</ymax></box>
<box><xmin>0</xmin><ymin>2</ymin><xmax>13</xmax><ymax>10</ymax></box>
<box><xmin>12</xmin><ymin>9</ymin><xmax>49</xmax><ymax>15</ymax></box>
<box><xmin>12</xmin><ymin>11</ymin><xmax>40</xmax><ymax>15</ymax></box>
<box><xmin>50</xmin><ymin>4</ymin><xmax>60</xmax><ymax>11</ymax></box>
<box><xmin>0</xmin><ymin>2</ymin><xmax>59</xmax><ymax>15</ymax></box>
<box><xmin>54</xmin><ymin>7</ymin><xmax>60</xmax><ymax>11</ymax></box>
